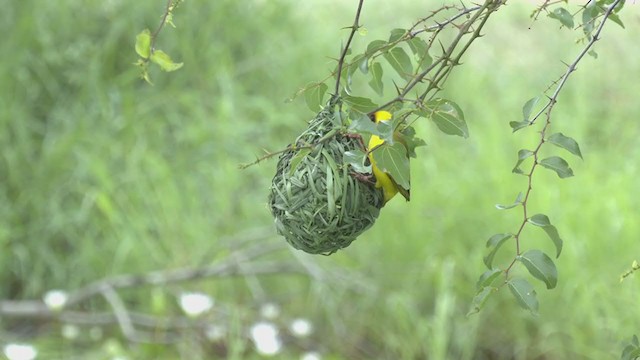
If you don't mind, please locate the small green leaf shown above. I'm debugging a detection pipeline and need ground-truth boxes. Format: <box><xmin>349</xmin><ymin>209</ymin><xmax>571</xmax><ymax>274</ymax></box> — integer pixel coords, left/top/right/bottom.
<box><xmin>528</xmin><ymin>214</ymin><xmax>563</xmax><ymax>258</ymax></box>
<box><xmin>398</xmin><ymin>126</ymin><xmax>426</xmax><ymax>158</ymax></box>
<box><xmin>342</xmin><ymin>94</ymin><xmax>379</xmax><ymax>113</ymax></box>
<box><xmin>518</xmin><ymin>249</ymin><xmax>558</xmax><ymax>289</ymax></box>
<box><xmin>358</xmin><ymin>26</ymin><xmax>368</xmax><ymax>36</ymax></box>
<box><xmin>135</xmin><ymin>29</ymin><xmax>152</xmax><ymax>58</ymax></box>
<box><xmin>150</xmin><ymin>50</ymin><xmax>184</xmax><ymax>72</ymax></box>
<box><xmin>344</xmin><ymin>149</ymin><xmax>371</xmax><ymax>174</ymax></box>
<box><xmin>407</xmin><ymin>37</ymin><xmax>432</xmax><ymax>71</ymax></box>
<box><xmin>476</xmin><ymin>269</ymin><xmax>503</xmax><ymax>289</ymax></box>
<box><xmin>304</xmin><ymin>83</ymin><xmax>328</xmax><ymax>112</ymax></box>
<box><xmin>467</xmin><ymin>286</ymin><xmax>496</xmax><ymax>316</ymax></box>
<box><xmin>547</xmin><ymin>132</ymin><xmax>583</xmax><ymax>159</ymax></box>
<box><xmin>388</xmin><ymin>28</ymin><xmax>406</xmax><ymax>42</ymax></box>
<box><xmin>366</xmin><ymin>40</ymin><xmax>387</xmax><ymax>54</ymax></box>
<box><xmin>496</xmin><ymin>192</ymin><xmax>524</xmax><ymax>210</ymax></box>
<box><xmin>510</xmin><ymin>120</ymin><xmax>530</xmax><ymax>132</ymax></box>
<box><xmin>581</xmin><ymin>4</ymin><xmax>599</xmax><ymax>36</ymax></box>
<box><xmin>548</xmin><ymin>8</ymin><xmax>574</xmax><ymax>28</ymax></box>
<box><xmin>522</xmin><ymin>96</ymin><xmax>541</xmax><ymax>122</ymax></box>
<box><xmin>513</xmin><ymin>149</ymin><xmax>534</xmax><ymax>174</ymax></box>
<box><xmin>484</xmin><ymin>233</ymin><xmax>512</xmax><ymax>269</ymax></box>
<box><xmin>528</xmin><ymin>213</ymin><xmax>550</xmax><ymax>227</ymax></box>
<box><xmin>383</xmin><ymin>47</ymin><xmax>413</xmax><ymax>80</ymax></box>
<box><xmin>368</xmin><ymin>62</ymin><xmax>384</xmax><ymax>96</ymax></box>
<box><xmin>359</xmin><ymin>56</ymin><xmax>369</xmax><ymax>74</ymax></box>
<box><xmin>608</xmin><ymin>12</ymin><xmax>625</xmax><ymax>28</ymax></box>
<box><xmin>348</xmin><ymin>113</ymin><xmax>378</xmax><ymax>135</ymax></box>
<box><xmin>372</xmin><ymin>142</ymin><xmax>410</xmax><ymax>190</ymax></box>
<box><xmin>507</xmin><ymin>278</ymin><xmax>538</xmax><ymax>313</ymax></box>
<box><xmin>420</xmin><ymin>99</ymin><xmax>468</xmax><ymax>138</ymax></box>
<box><xmin>539</xmin><ymin>156</ymin><xmax>574</xmax><ymax>178</ymax></box>
<box><xmin>288</xmin><ymin>148</ymin><xmax>311</xmax><ymax>176</ymax></box>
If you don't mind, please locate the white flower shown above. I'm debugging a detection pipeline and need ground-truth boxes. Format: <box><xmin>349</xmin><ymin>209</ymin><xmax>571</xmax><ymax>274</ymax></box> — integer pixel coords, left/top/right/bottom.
<box><xmin>89</xmin><ymin>327</ymin><xmax>103</xmax><ymax>340</ymax></box>
<box><xmin>43</xmin><ymin>290</ymin><xmax>68</xmax><ymax>311</ymax></box>
<box><xmin>301</xmin><ymin>351</ymin><xmax>321</xmax><ymax>360</ymax></box>
<box><xmin>179</xmin><ymin>292</ymin><xmax>214</xmax><ymax>318</ymax></box>
<box><xmin>205</xmin><ymin>324</ymin><xmax>226</xmax><ymax>341</ymax></box>
<box><xmin>3</xmin><ymin>344</ymin><xmax>38</xmax><ymax>360</ymax></box>
<box><xmin>290</xmin><ymin>318</ymin><xmax>313</xmax><ymax>337</ymax></box>
<box><xmin>61</xmin><ymin>324</ymin><xmax>80</xmax><ymax>340</ymax></box>
<box><xmin>259</xmin><ymin>302</ymin><xmax>280</xmax><ymax>319</ymax></box>
<box><xmin>250</xmin><ymin>321</ymin><xmax>282</xmax><ymax>356</ymax></box>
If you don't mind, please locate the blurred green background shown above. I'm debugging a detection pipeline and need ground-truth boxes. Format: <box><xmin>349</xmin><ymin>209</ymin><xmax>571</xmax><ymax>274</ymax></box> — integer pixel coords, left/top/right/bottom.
<box><xmin>1</xmin><ymin>0</ymin><xmax>638</xmax><ymax>359</ymax></box>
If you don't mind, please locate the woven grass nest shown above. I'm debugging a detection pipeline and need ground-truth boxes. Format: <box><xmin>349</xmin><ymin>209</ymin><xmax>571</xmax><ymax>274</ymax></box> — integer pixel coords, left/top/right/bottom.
<box><xmin>268</xmin><ymin>98</ymin><xmax>384</xmax><ymax>255</ymax></box>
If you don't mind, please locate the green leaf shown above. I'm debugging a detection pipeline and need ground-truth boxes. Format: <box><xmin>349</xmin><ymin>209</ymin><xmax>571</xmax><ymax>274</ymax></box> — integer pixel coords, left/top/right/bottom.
<box><xmin>420</xmin><ymin>99</ymin><xmax>468</xmax><ymax>138</ymax></box>
<box><xmin>546</xmin><ymin>132</ymin><xmax>583</xmax><ymax>159</ymax></box>
<box><xmin>518</xmin><ymin>249</ymin><xmax>558</xmax><ymax>289</ymax></box>
<box><xmin>528</xmin><ymin>213</ymin><xmax>550</xmax><ymax>227</ymax></box>
<box><xmin>476</xmin><ymin>269</ymin><xmax>503</xmax><ymax>289</ymax></box>
<box><xmin>388</xmin><ymin>28</ymin><xmax>406</xmax><ymax>42</ymax></box>
<box><xmin>366</xmin><ymin>40</ymin><xmax>388</xmax><ymax>54</ymax></box>
<box><xmin>407</xmin><ymin>37</ymin><xmax>432</xmax><ymax>71</ymax></box>
<box><xmin>621</xmin><ymin>345</ymin><xmax>640</xmax><ymax>360</ymax></box>
<box><xmin>383</xmin><ymin>47</ymin><xmax>413</xmax><ymax>80</ymax></box>
<box><xmin>507</xmin><ymin>278</ymin><xmax>538</xmax><ymax>313</ymax></box>
<box><xmin>342</xmin><ymin>94</ymin><xmax>379</xmax><ymax>113</ymax></box>
<box><xmin>548</xmin><ymin>8</ymin><xmax>574</xmax><ymax>28</ymax></box>
<box><xmin>484</xmin><ymin>233</ymin><xmax>512</xmax><ymax>269</ymax></box>
<box><xmin>467</xmin><ymin>286</ymin><xmax>496</xmax><ymax>316</ymax></box>
<box><xmin>398</xmin><ymin>126</ymin><xmax>426</xmax><ymax>158</ymax></box>
<box><xmin>608</xmin><ymin>12</ymin><xmax>625</xmax><ymax>28</ymax></box>
<box><xmin>368</xmin><ymin>62</ymin><xmax>384</xmax><ymax>96</ymax></box>
<box><xmin>372</xmin><ymin>142</ymin><xmax>410</xmax><ymax>190</ymax></box>
<box><xmin>527</xmin><ymin>214</ymin><xmax>563</xmax><ymax>258</ymax></box>
<box><xmin>513</xmin><ymin>149</ymin><xmax>534</xmax><ymax>174</ymax></box>
<box><xmin>304</xmin><ymin>83</ymin><xmax>328</xmax><ymax>112</ymax></box>
<box><xmin>135</xmin><ymin>29</ymin><xmax>151</xmax><ymax>58</ymax></box>
<box><xmin>359</xmin><ymin>56</ymin><xmax>369</xmax><ymax>74</ymax></box>
<box><xmin>510</xmin><ymin>120</ymin><xmax>530</xmax><ymax>132</ymax></box>
<box><xmin>288</xmin><ymin>148</ymin><xmax>311</xmax><ymax>176</ymax></box>
<box><xmin>522</xmin><ymin>96</ymin><xmax>541</xmax><ymax>122</ymax></box>
<box><xmin>348</xmin><ymin>113</ymin><xmax>378</xmax><ymax>135</ymax></box>
<box><xmin>539</xmin><ymin>156</ymin><xmax>574</xmax><ymax>178</ymax></box>
<box><xmin>496</xmin><ymin>192</ymin><xmax>523</xmax><ymax>210</ymax></box>
<box><xmin>581</xmin><ymin>4</ymin><xmax>599</xmax><ymax>36</ymax></box>
<box><xmin>150</xmin><ymin>50</ymin><xmax>184</xmax><ymax>72</ymax></box>
<box><xmin>344</xmin><ymin>149</ymin><xmax>371</xmax><ymax>174</ymax></box>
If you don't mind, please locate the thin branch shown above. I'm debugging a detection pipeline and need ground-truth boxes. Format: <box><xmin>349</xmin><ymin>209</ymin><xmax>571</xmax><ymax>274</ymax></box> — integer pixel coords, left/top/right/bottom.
<box><xmin>334</xmin><ymin>0</ymin><xmax>365</xmax><ymax>95</ymax></box>
<box><xmin>504</xmin><ymin>0</ymin><xmax>623</xmax><ymax>277</ymax></box>
<box><xmin>150</xmin><ymin>0</ymin><xmax>175</xmax><ymax>53</ymax></box>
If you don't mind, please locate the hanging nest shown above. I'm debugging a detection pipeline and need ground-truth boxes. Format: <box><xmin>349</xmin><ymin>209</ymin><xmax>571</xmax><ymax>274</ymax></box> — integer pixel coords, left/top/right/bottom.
<box><xmin>268</xmin><ymin>97</ymin><xmax>384</xmax><ymax>255</ymax></box>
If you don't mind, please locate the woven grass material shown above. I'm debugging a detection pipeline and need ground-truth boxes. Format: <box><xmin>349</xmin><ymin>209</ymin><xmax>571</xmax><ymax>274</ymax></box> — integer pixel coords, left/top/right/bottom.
<box><xmin>269</xmin><ymin>99</ymin><xmax>384</xmax><ymax>255</ymax></box>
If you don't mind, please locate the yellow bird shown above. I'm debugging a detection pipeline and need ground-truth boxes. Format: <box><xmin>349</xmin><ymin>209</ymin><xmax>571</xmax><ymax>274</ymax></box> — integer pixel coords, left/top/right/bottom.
<box><xmin>367</xmin><ymin>111</ymin><xmax>410</xmax><ymax>205</ymax></box>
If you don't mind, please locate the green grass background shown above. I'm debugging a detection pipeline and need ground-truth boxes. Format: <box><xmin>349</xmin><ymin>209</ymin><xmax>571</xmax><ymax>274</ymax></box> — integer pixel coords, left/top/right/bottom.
<box><xmin>1</xmin><ymin>0</ymin><xmax>638</xmax><ymax>359</ymax></box>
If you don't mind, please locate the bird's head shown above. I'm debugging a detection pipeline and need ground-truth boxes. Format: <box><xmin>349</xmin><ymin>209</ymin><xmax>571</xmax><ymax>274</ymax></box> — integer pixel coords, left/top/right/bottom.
<box><xmin>370</xmin><ymin>110</ymin><xmax>392</xmax><ymax>124</ymax></box>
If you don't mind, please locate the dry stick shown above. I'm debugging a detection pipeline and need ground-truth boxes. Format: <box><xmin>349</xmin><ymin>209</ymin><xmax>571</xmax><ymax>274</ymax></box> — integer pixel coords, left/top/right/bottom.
<box><xmin>503</xmin><ymin>0</ymin><xmax>624</xmax><ymax>276</ymax></box>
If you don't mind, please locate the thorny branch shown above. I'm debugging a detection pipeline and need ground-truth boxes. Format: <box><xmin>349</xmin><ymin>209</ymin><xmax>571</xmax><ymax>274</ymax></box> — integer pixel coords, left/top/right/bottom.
<box><xmin>504</xmin><ymin>0</ymin><xmax>625</xmax><ymax>276</ymax></box>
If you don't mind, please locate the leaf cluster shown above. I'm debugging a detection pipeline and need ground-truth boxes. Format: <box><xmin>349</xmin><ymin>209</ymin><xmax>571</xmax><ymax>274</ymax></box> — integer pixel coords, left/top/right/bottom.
<box><xmin>134</xmin><ymin>0</ymin><xmax>184</xmax><ymax>84</ymax></box>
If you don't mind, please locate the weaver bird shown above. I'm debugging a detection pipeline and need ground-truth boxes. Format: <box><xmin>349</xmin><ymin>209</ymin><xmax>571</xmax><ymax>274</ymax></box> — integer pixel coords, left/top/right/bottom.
<box><xmin>367</xmin><ymin>110</ymin><xmax>410</xmax><ymax>205</ymax></box>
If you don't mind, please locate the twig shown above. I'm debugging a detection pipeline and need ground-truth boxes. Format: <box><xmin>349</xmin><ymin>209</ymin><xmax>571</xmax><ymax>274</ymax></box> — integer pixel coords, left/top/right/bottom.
<box><xmin>504</xmin><ymin>0</ymin><xmax>624</xmax><ymax>276</ymax></box>
<box><xmin>334</xmin><ymin>0</ymin><xmax>365</xmax><ymax>95</ymax></box>
<box><xmin>150</xmin><ymin>0</ymin><xmax>175</xmax><ymax>53</ymax></box>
